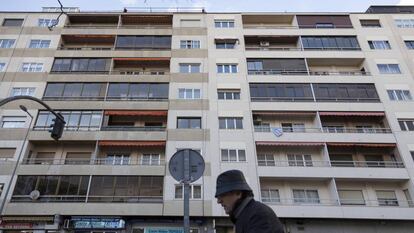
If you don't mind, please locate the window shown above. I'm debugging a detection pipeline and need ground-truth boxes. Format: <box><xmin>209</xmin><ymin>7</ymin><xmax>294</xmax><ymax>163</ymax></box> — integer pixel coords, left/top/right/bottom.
<box><xmin>35</xmin><ymin>110</ymin><xmax>102</xmax><ymax>131</ymax></box>
<box><xmin>250</xmin><ymin>83</ymin><xmax>314</xmax><ymax>101</ymax></box>
<box><xmin>368</xmin><ymin>41</ymin><xmax>391</xmax><ymax>50</ymax></box>
<box><xmin>217</xmin><ymin>89</ymin><xmax>240</xmax><ymax>100</ymax></box>
<box><xmin>217</xmin><ymin>64</ymin><xmax>237</xmax><ymax>73</ymax></box>
<box><xmin>219</xmin><ymin>117</ymin><xmax>243</xmax><ymax>129</ymax></box>
<box><xmin>1</xmin><ymin>116</ymin><xmax>25</xmax><ymax>128</ymax></box>
<box><xmin>141</xmin><ymin>154</ymin><xmax>161</xmax><ymax>165</ymax></box>
<box><xmin>404</xmin><ymin>189</ymin><xmax>414</xmax><ymax>207</ymax></box>
<box><xmin>38</xmin><ymin>18</ymin><xmax>58</xmax><ymax>27</ymax></box>
<box><xmin>293</xmin><ymin>189</ymin><xmax>320</xmax><ymax>203</ymax></box>
<box><xmin>287</xmin><ymin>154</ymin><xmax>313</xmax><ymax>167</ymax></box>
<box><xmin>106</xmin><ymin>154</ymin><xmax>130</xmax><ymax>165</ymax></box>
<box><xmin>215</xmin><ymin>20</ymin><xmax>235</xmax><ymax>28</ymax></box>
<box><xmin>387</xmin><ymin>89</ymin><xmax>413</xmax><ymax>101</ymax></box>
<box><xmin>0</xmin><ymin>63</ymin><xmax>5</xmax><ymax>71</ymax></box>
<box><xmin>177</xmin><ymin>117</ymin><xmax>201</xmax><ymax>129</ymax></box>
<box><xmin>2</xmin><ymin>19</ymin><xmax>24</xmax><ymax>27</ymax></box>
<box><xmin>178</xmin><ymin>88</ymin><xmax>201</xmax><ymax>99</ymax></box>
<box><xmin>313</xmin><ymin>83</ymin><xmax>379</xmax><ymax>102</ymax></box>
<box><xmin>0</xmin><ymin>148</ymin><xmax>16</xmax><ymax>159</ymax></box>
<box><xmin>29</xmin><ymin>40</ymin><xmax>51</xmax><ymax>48</ymax></box>
<box><xmin>215</xmin><ymin>40</ymin><xmax>236</xmax><ymax>49</ymax></box>
<box><xmin>12</xmin><ymin>175</ymin><xmax>89</xmax><ymax>202</ymax></box>
<box><xmin>179</xmin><ymin>63</ymin><xmax>200</xmax><ymax>73</ymax></box>
<box><xmin>377</xmin><ymin>64</ymin><xmax>401</xmax><ymax>74</ymax></box>
<box><xmin>106</xmin><ymin>83</ymin><xmax>169</xmax><ymax>100</ymax></box>
<box><xmin>0</xmin><ymin>39</ymin><xmax>15</xmax><ymax>48</ymax></box>
<box><xmin>395</xmin><ymin>19</ymin><xmax>414</xmax><ymax>28</ymax></box>
<box><xmin>301</xmin><ymin>36</ymin><xmax>360</xmax><ymax>50</ymax></box>
<box><xmin>175</xmin><ymin>184</ymin><xmax>202</xmax><ymax>199</ymax></box>
<box><xmin>247</xmin><ymin>58</ymin><xmax>307</xmax><ymax>74</ymax></box>
<box><xmin>180</xmin><ymin>40</ymin><xmax>200</xmax><ymax>49</ymax></box>
<box><xmin>261</xmin><ymin>189</ymin><xmax>280</xmax><ymax>203</ymax></box>
<box><xmin>257</xmin><ymin>154</ymin><xmax>275</xmax><ymax>166</ymax></box>
<box><xmin>51</xmin><ymin>58</ymin><xmax>109</xmax><ymax>73</ymax></box>
<box><xmin>398</xmin><ymin>119</ymin><xmax>414</xmax><ymax>131</ymax></box>
<box><xmin>115</xmin><ymin>36</ymin><xmax>171</xmax><ymax>50</ymax></box>
<box><xmin>360</xmin><ymin>19</ymin><xmax>381</xmax><ymax>28</ymax></box>
<box><xmin>11</xmin><ymin>87</ymin><xmax>35</xmax><ymax>97</ymax></box>
<box><xmin>338</xmin><ymin>190</ymin><xmax>365</xmax><ymax>205</ymax></box>
<box><xmin>281</xmin><ymin>123</ymin><xmax>305</xmax><ymax>132</ymax></box>
<box><xmin>21</xmin><ymin>63</ymin><xmax>43</xmax><ymax>72</ymax></box>
<box><xmin>221</xmin><ymin>149</ymin><xmax>246</xmax><ymax>162</ymax></box>
<box><xmin>376</xmin><ymin>190</ymin><xmax>399</xmax><ymax>206</ymax></box>
<box><xmin>0</xmin><ymin>183</ymin><xmax>3</xmax><ymax>197</ymax></box>
<box><xmin>405</xmin><ymin>41</ymin><xmax>414</xmax><ymax>49</ymax></box>
<box><xmin>44</xmin><ymin>83</ymin><xmax>107</xmax><ymax>100</ymax></box>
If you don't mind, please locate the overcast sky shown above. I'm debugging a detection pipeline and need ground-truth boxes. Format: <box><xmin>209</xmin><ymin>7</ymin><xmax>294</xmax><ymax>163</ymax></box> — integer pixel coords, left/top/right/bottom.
<box><xmin>0</xmin><ymin>0</ymin><xmax>413</xmax><ymax>12</ymax></box>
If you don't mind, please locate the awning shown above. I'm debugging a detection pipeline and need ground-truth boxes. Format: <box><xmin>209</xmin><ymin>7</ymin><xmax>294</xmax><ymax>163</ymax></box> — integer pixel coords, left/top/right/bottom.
<box><xmin>327</xmin><ymin>143</ymin><xmax>396</xmax><ymax>148</ymax></box>
<box><xmin>99</xmin><ymin>141</ymin><xmax>166</xmax><ymax>147</ymax></box>
<box><xmin>113</xmin><ymin>57</ymin><xmax>170</xmax><ymax>61</ymax></box>
<box><xmin>253</xmin><ymin>111</ymin><xmax>316</xmax><ymax>116</ymax></box>
<box><xmin>319</xmin><ymin>112</ymin><xmax>385</xmax><ymax>117</ymax></box>
<box><xmin>256</xmin><ymin>141</ymin><xmax>325</xmax><ymax>146</ymax></box>
<box><xmin>0</xmin><ymin>216</ymin><xmax>54</xmax><ymax>223</ymax></box>
<box><xmin>214</xmin><ymin>38</ymin><xmax>239</xmax><ymax>42</ymax></box>
<box><xmin>104</xmin><ymin>110</ymin><xmax>167</xmax><ymax>117</ymax></box>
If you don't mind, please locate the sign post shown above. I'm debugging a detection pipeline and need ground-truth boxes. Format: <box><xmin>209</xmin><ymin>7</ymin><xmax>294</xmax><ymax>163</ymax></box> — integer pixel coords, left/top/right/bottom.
<box><xmin>169</xmin><ymin>149</ymin><xmax>205</xmax><ymax>233</ymax></box>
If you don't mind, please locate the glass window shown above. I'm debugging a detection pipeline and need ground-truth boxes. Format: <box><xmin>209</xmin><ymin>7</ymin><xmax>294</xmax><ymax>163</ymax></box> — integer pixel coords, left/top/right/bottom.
<box><xmin>179</xmin><ymin>63</ymin><xmax>201</xmax><ymax>73</ymax></box>
<box><xmin>175</xmin><ymin>185</ymin><xmax>202</xmax><ymax>199</ymax></box>
<box><xmin>1</xmin><ymin>116</ymin><xmax>26</xmax><ymax>128</ymax></box>
<box><xmin>218</xmin><ymin>117</ymin><xmax>243</xmax><ymax>129</ymax></box>
<box><xmin>63</xmin><ymin>83</ymin><xmax>82</xmax><ymax>97</ymax></box>
<box><xmin>29</xmin><ymin>40</ymin><xmax>51</xmax><ymax>48</ymax></box>
<box><xmin>21</xmin><ymin>63</ymin><xmax>43</xmax><ymax>72</ymax></box>
<box><xmin>217</xmin><ymin>89</ymin><xmax>240</xmax><ymax>100</ymax></box>
<box><xmin>360</xmin><ymin>19</ymin><xmax>381</xmax><ymax>28</ymax></box>
<box><xmin>293</xmin><ymin>189</ymin><xmax>320</xmax><ymax>203</ymax></box>
<box><xmin>0</xmin><ymin>39</ymin><xmax>16</xmax><ymax>48</ymax></box>
<box><xmin>11</xmin><ymin>87</ymin><xmax>35</xmax><ymax>97</ymax></box>
<box><xmin>178</xmin><ymin>88</ymin><xmax>201</xmax><ymax>99</ymax></box>
<box><xmin>216</xmin><ymin>41</ymin><xmax>236</xmax><ymax>49</ymax></box>
<box><xmin>180</xmin><ymin>40</ymin><xmax>200</xmax><ymax>49</ymax></box>
<box><xmin>51</xmin><ymin>59</ymin><xmax>71</xmax><ymax>72</ymax></box>
<box><xmin>38</xmin><ymin>18</ymin><xmax>58</xmax><ymax>27</ymax></box>
<box><xmin>217</xmin><ymin>64</ymin><xmax>238</xmax><ymax>73</ymax></box>
<box><xmin>2</xmin><ymin>19</ymin><xmax>24</xmax><ymax>27</ymax></box>
<box><xmin>215</xmin><ymin>20</ymin><xmax>235</xmax><ymax>28</ymax></box>
<box><xmin>177</xmin><ymin>117</ymin><xmax>201</xmax><ymax>129</ymax></box>
<box><xmin>368</xmin><ymin>40</ymin><xmax>391</xmax><ymax>50</ymax></box>
<box><xmin>0</xmin><ymin>63</ymin><xmax>5</xmax><ymax>71</ymax></box>
<box><xmin>395</xmin><ymin>19</ymin><xmax>414</xmax><ymax>28</ymax></box>
<box><xmin>376</xmin><ymin>190</ymin><xmax>399</xmax><ymax>206</ymax></box>
<box><xmin>377</xmin><ymin>64</ymin><xmax>401</xmax><ymax>74</ymax></box>
<box><xmin>221</xmin><ymin>149</ymin><xmax>246</xmax><ymax>162</ymax></box>
<box><xmin>338</xmin><ymin>190</ymin><xmax>365</xmax><ymax>205</ymax></box>
<box><xmin>387</xmin><ymin>89</ymin><xmax>412</xmax><ymax>101</ymax></box>
<box><xmin>398</xmin><ymin>119</ymin><xmax>414</xmax><ymax>131</ymax></box>
<box><xmin>261</xmin><ymin>189</ymin><xmax>280</xmax><ymax>203</ymax></box>
<box><xmin>405</xmin><ymin>41</ymin><xmax>414</xmax><ymax>49</ymax></box>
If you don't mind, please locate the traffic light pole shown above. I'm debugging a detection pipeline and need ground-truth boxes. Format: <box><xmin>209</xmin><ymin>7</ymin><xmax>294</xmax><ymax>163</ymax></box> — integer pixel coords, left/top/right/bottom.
<box><xmin>0</xmin><ymin>96</ymin><xmax>65</xmax><ymax>216</ymax></box>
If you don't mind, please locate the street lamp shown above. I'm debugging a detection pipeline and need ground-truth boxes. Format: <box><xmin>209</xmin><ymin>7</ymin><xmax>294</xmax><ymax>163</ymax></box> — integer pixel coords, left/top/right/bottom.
<box><xmin>0</xmin><ymin>105</ymin><xmax>33</xmax><ymax>215</ymax></box>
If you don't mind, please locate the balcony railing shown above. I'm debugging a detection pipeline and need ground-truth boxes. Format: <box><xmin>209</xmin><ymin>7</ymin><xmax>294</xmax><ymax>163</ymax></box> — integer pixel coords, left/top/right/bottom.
<box><xmin>101</xmin><ymin>126</ymin><xmax>166</xmax><ymax>131</ymax></box>
<box><xmin>33</xmin><ymin>125</ymin><xmax>100</xmax><ymax>131</ymax></box>
<box><xmin>58</xmin><ymin>47</ymin><xmax>113</xmax><ymax>51</ymax></box>
<box><xmin>106</xmin><ymin>96</ymin><xmax>168</xmax><ymax>101</ymax></box>
<box><xmin>21</xmin><ymin>158</ymin><xmax>166</xmax><ymax>166</ymax></box>
<box><xmin>248</xmin><ymin>69</ymin><xmax>308</xmax><ymax>75</ymax></box>
<box><xmin>254</xmin><ymin>126</ymin><xmax>321</xmax><ymax>133</ymax></box>
<box><xmin>245</xmin><ymin>46</ymin><xmax>302</xmax><ymax>51</ymax></box>
<box><xmin>322</xmin><ymin>127</ymin><xmax>392</xmax><ymax>134</ymax></box>
<box><xmin>257</xmin><ymin>160</ymin><xmax>405</xmax><ymax>168</ymax></box>
<box><xmin>262</xmin><ymin>198</ymin><xmax>413</xmax><ymax>207</ymax></box>
<box><xmin>49</xmin><ymin>70</ymin><xmax>110</xmax><ymax>74</ymax></box>
<box><xmin>110</xmin><ymin>70</ymin><xmax>169</xmax><ymax>76</ymax></box>
<box><xmin>42</xmin><ymin>96</ymin><xmax>106</xmax><ymax>101</ymax></box>
<box><xmin>309</xmin><ymin>71</ymin><xmax>371</xmax><ymax>76</ymax></box>
<box><xmin>303</xmin><ymin>47</ymin><xmax>361</xmax><ymax>51</ymax></box>
<box><xmin>11</xmin><ymin>195</ymin><xmax>163</xmax><ymax>203</ymax></box>
<box><xmin>299</xmin><ymin>25</ymin><xmax>354</xmax><ymax>29</ymax></box>
<box><xmin>64</xmin><ymin>25</ymin><xmax>118</xmax><ymax>29</ymax></box>
<box><xmin>315</xmin><ymin>97</ymin><xmax>380</xmax><ymax>103</ymax></box>
<box><xmin>243</xmin><ymin>25</ymin><xmax>299</xmax><ymax>29</ymax></box>
<box><xmin>250</xmin><ymin>97</ymin><xmax>314</xmax><ymax>102</ymax></box>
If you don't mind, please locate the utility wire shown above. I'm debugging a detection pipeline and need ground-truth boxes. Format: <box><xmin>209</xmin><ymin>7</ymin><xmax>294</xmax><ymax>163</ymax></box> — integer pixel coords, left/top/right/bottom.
<box><xmin>48</xmin><ymin>0</ymin><xmax>67</xmax><ymax>31</ymax></box>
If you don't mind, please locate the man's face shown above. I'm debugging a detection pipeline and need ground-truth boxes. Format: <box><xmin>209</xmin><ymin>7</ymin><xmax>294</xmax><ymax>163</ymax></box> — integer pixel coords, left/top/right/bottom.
<box><xmin>216</xmin><ymin>191</ymin><xmax>242</xmax><ymax>214</ymax></box>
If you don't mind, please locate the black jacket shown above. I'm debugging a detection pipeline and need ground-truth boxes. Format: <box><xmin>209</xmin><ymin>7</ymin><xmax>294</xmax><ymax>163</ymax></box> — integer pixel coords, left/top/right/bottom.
<box><xmin>232</xmin><ymin>198</ymin><xmax>285</xmax><ymax>233</ymax></box>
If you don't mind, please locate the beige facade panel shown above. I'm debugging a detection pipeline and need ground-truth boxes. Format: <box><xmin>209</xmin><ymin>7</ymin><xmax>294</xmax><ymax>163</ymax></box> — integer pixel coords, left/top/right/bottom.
<box><xmin>0</xmin><ymin>129</ymin><xmax>27</xmax><ymax>140</ymax></box>
<box><xmin>46</xmin><ymin>74</ymin><xmax>171</xmax><ymax>83</ymax></box>
<box><xmin>0</xmin><ymin>162</ymin><xmax>15</xmax><ymax>175</ymax></box>
<box><xmin>163</xmin><ymin>200</ymin><xmax>204</xmax><ymax>216</ymax></box>
<box><xmin>167</xmin><ymin>129</ymin><xmax>210</xmax><ymax>141</ymax></box>
<box><xmin>170</xmin><ymin>73</ymin><xmax>208</xmax><ymax>83</ymax></box>
<box><xmin>2</xmin><ymin>72</ymin><xmax>48</xmax><ymax>82</ymax></box>
<box><xmin>173</xmin><ymin>28</ymin><xmax>207</xmax><ymax>35</ymax></box>
<box><xmin>28</xmin><ymin>130</ymin><xmax>167</xmax><ymax>141</ymax></box>
<box><xmin>171</xmin><ymin>49</ymin><xmax>208</xmax><ymax>58</ymax></box>
<box><xmin>11</xmin><ymin>49</ymin><xmax>56</xmax><ymax>58</ymax></box>
<box><xmin>169</xmin><ymin>99</ymin><xmax>209</xmax><ymax>110</ymax></box>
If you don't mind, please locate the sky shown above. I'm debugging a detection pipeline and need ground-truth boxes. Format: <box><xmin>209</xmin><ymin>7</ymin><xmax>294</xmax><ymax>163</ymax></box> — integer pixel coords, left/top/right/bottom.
<box><xmin>0</xmin><ymin>0</ymin><xmax>413</xmax><ymax>12</ymax></box>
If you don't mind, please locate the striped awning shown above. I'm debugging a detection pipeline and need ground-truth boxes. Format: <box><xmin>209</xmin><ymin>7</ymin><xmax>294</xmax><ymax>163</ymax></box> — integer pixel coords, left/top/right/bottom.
<box><xmin>99</xmin><ymin>141</ymin><xmax>166</xmax><ymax>147</ymax></box>
<box><xmin>256</xmin><ymin>141</ymin><xmax>325</xmax><ymax>147</ymax></box>
<box><xmin>104</xmin><ymin>110</ymin><xmax>167</xmax><ymax>117</ymax></box>
<box><xmin>319</xmin><ymin>112</ymin><xmax>385</xmax><ymax>117</ymax></box>
<box><xmin>327</xmin><ymin>143</ymin><xmax>396</xmax><ymax>148</ymax></box>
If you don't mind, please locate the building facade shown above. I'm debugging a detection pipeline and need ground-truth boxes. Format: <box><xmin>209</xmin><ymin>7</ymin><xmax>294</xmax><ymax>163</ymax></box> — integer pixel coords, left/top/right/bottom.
<box><xmin>0</xmin><ymin>5</ymin><xmax>414</xmax><ymax>233</ymax></box>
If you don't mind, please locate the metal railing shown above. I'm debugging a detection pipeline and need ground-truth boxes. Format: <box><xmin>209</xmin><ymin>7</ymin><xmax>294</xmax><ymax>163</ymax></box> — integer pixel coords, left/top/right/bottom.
<box><xmin>64</xmin><ymin>24</ymin><xmax>119</xmax><ymax>29</ymax></box>
<box><xmin>254</xmin><ymin>126</ymin><xmax>321</xmax><ymax>133</ymax></box>
<box><xmin>262</xmin><ymin>198</ymin><xmax>338</xmax><ymax>206</ymax></box>
<box><xmin>118</xmin><ymin>25</ymin><xmax>172</xmax><ymax>29</ymax></box>
<box><xmin>303</xmin><ymin>47</ymin><xmax>361</xmax><ymax>51</ymax></box>
<box><xmin>33</xmin><ymin>125</ymin><xmax>100</xmax><ymax>131</ymax></box>
<box><xmin>250</xmin><ymin>97</ymin><xmax>315</xmax><ymax>102</ymax></box>
<box><xmin>114</xmin><ymin>47</ymin><xmax>171</xmax><ymax>51</ymax></box>
<box><xmin>11</xmin><ymin>195</ymin><xmax>87</xmax><ymax>202</ymax></box>
<box><xmin>245</xmin><ymin>46</ymin><xmax>302</xmax><ymax>51</ymax></box>
<box><xmin>262</xmin><ymin>198</ymin><xmax>413</xmax><ymax>207</ymax></box>
<box><xmin>299</xmin><ymin>25</ymin><xmax>354</xmax><ymax>29</ymax></box>
<box><xmin>106</xmin><ymin>96</ymin><xmax>168</xmax><ymax>101</ymax></box>
<box><xmin>21</xmin><ymin>158</ymin><xmax>166</xmax><ymax>166</ymax></box>
<box><xmin>257</xmin><ymin>160</ymin><xmax>405</xmax><ymax>168</ymax></box>
<box><xmin>11</xmin><ymin>195</ymin><xmax>163</xmax><ymax>203</ymax></box>
<box><xmin>315</xmin><ymin>97</ymin><xmax>381</xmax><ymax>103</ymax></box>
<box><xmin>243</xmin><ymin>25</ymin><xmax>299</xmax><ymax>29</ymax></box>
<box><xmin>42</xmin><ymin>96</ymin><xmax>105</xmax><ymax>101</ymax></box>
<box><xmin>87</xmin><ymin>195</ymin><xmax>163</xmax><ymax>203</ymax></box>
<box><xmin>49</xmin><ymin>70</ymin><xmax>110</xmax><ymax>74</ymax></box>
<box><xmin>57</xmin><ymin>47</ymin><xmax>113</xmax><ymax>51</ymax></box>
<box><xmin>309</xmin><ymin>71</ymin><xmax>371</xmax><ymax>76</ymax></box>
<box><xmin>110</xmin><ymin>70</ymin><xmax>169</xmax><ymax>76</ymax></box>
<box><xmin>101</xmin><ymin>126</ymin><xmax>166</xmax><ymax>131</ymax></box>
<box><xmin>248</xmin><ymin>69</ymin><xmax>308</xmax><ymax>75</ymax></box>
<box><xmin>322</xmin><ymin>127</ymin><xmax>392</xmax><ymax>134</ymax></box>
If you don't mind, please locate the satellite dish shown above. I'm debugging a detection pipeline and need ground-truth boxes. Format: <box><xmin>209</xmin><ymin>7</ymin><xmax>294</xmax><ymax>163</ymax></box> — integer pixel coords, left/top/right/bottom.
<box><xmin>29</xmin><ymin>190</ymin><xmax>40</xmax><ymax>200</ymax></box>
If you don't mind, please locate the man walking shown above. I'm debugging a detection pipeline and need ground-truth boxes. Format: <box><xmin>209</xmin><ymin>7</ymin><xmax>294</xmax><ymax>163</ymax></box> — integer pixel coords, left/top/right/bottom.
<box><xmin>215</xmin><ymin>170</ymin><xmax>285</xmax><ymax>233</ymax></box>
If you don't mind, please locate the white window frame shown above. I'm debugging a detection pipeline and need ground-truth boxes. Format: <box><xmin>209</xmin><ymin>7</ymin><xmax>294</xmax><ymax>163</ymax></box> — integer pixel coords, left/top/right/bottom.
<box><xmin>179</xmin><ymin>63</ymin><xmax>201</xmax><ymax>73</ymax></box>
<box><xmin>215</xmin><ymin>20</ymin><xmax>235</xmax><ymax>28</ymax></box>
<box><xmin>180</xmin><ymin>40</ymin><xmax>200</xmax><ymax>49</ymax></box>
<box><xmin>38</xmin><ymin>18</ymin><xmax>58</xmax><ymax>27</ymax></box>
<box><xmin>178</xmin><ymin>88</ymin><xmax>201</xmax><ymax>99</ymax></box>
<box><xmin>338</xmin><ymin>189</ymin><xmax>365</xmax><ymax>205</ymax></box>
<box><xmin>292</xmin><ymin>189</ymin><xmax>320</xmax><ymax>204</ymax></box>
<box><xmin>105</xmin><ymin>154</ymin><xmax>130</xmax><ymax>165</ymax></box>
<box><xmin>175</xmin><ymin>184</ymin><xmax>202</xmax><ymax>199</ymax></box>
<box><xmin>395</xmin><ymin>19</ymin><xmax>414</xmax><ymax>28</ymax></box>
<box><xmin>21</xmin><ymin>63</ymin><xmax>44</xmax><ymax>72</ymax></box>
<box><xmin>387</xmin><ymin>89</ymin><xmax>413</xmax><ymax>101</ymax></box>
<box><xmin>221</xmin><ymin>149</ymin><xmax>246</xmax><ymax>162</ymax></box>
<box><xmin>217</xmin><ymin>89</ymin><xmax>240</xmax><ymax>100</ymax></box>
<box><xmin>287</xmin><ymin>154</ymin><xmax>313</xmax><ymax>167</ymax></box>
<box><xmin>261</xmin><ymin>188</ymin><xmax>280</xmax><ymax>203</ymax></box>
<box><xmin>219</xmin><ymin>117</ymin><xmax>243</xmax><ymax>129</ymax></box>
<box><xmin>281</xmin><ymin>123</ymin><xmax>306</xmax><ymax>132</ymax></box>
<box><xmin>11</xmin><ymin>87</ymin><xmax>36</xmax><ymax>97</ymax></box>
<box><xmin>29</xmin><ymin>39</ymin><xmax>51</xmax><ymax>48</ymax></box>
<box><xmin>0</xmin><ymin>39</ymin><xmax>15</xmax><ymax>48</ymax></box>
<box><xmin>377</xmin><ymin>64</ymin><xmax>401</xmax><ymax>74</ymax></box>
<box><xmin>141</xmin><ymin>154</ymin><xmax>161</xmax><ymax>165</ymax></box>
<box><xmin>1</xmin><ymin>116</ymin><xmax>26</xmax><ymax>128</ymax></box>
<box><xmin>216</xmin><ymin>41</ymin><xmax>236</xmax><ymax>49</ymax></box>
<box><xmin>398</xmin><ymin>119</ymin><xmax>414</xmax><ymax>131</ymax></box>
<box><xmin>368</xmin><ymin>40</ymin><xmax>391</xmax><ymax>50</ymax></box>
<box><xmin>257</xmin><ymin>154</ymin><xmax>275</xmax><ymax>166</ymax></box>
<box><xmin>376</xmin><ymin>190</ymin><xmax>399</xmax><ymax>206</ymax></box>
<box><xmin>217</xmin><ymin>64</ymin><xmax>238</xmax><ymax>74</ymax></box>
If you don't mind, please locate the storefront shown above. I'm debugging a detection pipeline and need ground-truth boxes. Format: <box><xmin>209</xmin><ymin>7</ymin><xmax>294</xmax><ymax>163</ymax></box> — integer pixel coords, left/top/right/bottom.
<box><xmin>0</xmin><ymin>216</ymin><xmax>57</xmax><ymax>233</ymax></box>
<box><xmin>63</xmin><ymin>217</ymin><xmax>125</xmax><ymax>233</ymax></box>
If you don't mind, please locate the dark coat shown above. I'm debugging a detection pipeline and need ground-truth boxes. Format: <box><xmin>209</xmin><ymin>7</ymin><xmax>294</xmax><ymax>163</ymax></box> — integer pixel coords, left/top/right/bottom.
<box><xmin>233</xmin><ymin>198</ymin><xmax>285</xmax><ymax>233</ymax></box>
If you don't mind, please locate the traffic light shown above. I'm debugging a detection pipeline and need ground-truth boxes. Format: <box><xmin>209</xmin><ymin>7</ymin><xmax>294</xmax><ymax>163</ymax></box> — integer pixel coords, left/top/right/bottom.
<box><xmin>49</xmin><ymin>113</ymin><xmax>65</xmax><ymax>140</ymax></box>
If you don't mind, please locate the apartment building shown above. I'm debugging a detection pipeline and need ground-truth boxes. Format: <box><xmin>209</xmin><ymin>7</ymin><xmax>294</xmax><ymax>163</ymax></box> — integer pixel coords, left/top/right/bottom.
<box><xmin>0</xmin><ymin>4</ymin><xmax>414</xmax><ymax>233</ymax></box>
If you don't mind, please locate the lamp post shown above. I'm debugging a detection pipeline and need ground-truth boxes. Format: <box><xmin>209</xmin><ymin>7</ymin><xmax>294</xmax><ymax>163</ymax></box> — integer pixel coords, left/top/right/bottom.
<box><xmin>0</xmin><ymin>105</ymin><xmax>33</xmax><ymax>215</ymax></box>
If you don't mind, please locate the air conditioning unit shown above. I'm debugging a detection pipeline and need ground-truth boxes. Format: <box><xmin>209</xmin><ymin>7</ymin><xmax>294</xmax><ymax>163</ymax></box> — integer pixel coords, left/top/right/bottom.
<box><xmin>260</xmin><ymin>41</ymin><xmax>270</xmax><ymax>47</ymax></box>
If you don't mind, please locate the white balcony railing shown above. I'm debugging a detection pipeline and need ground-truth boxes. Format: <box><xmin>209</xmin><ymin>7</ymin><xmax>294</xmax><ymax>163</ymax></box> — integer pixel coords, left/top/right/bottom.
<box><xmin>262</xmin><ymin>198</ymin><xmax>414</xmax><ymax>208</ymax></box>
<box><xmin>254</xmin><ymin>126</ymin><xmax>392</xmax><ymax>134</ymax></box>
<box><xmin>257</xmin><ymin>160</ymin><xmax>405</xmax><ymax>168</ymax></box>
<box><xmin>21</xmin><ymin>158</ymin><xmax>165</xmax><ymax>166</ymax></box>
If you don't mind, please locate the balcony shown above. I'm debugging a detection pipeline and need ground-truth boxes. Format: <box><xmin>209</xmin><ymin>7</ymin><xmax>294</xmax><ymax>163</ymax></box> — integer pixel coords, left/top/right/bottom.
<box><xmin>296</xmin><ymin>15</ymin><xmax>353</xmax><ymax>29</ymax></box>
<box><xmin>307</xmin><ymin>58</ymin><xmax>369</xmax><ymax>77</ymax></box>
<box><xmin>58</xmin><ymin>35</ymin><xmax>115</xmax><ymax>51</ymax></box>
<box><xmin>65</xmin><ymin>15</ymin><xmax>119</xmax><ymax>28</ymax></box>
<box><xmin>119</xmin><ymin>15</ymin><xmax>172</xmax><ymax>29</ymax></box>
<box><xmin>247</xmin><ymin>58</ymin><xmax>308</xmax><ymax>76</ymax></box>
<box><xmin>102</xmin><ymin>110</ymin><xmax>167</xmax><ymax>132</ymax></box>
<box><xmin>242</xmin><ymin>14</ymin><xmax>296</xmax><ymax>29</ymax></box>
<box><xmin>111</xmin><ymin>58</ymin><xmax>170</xmax><ymax>76</ymax></box>
<box><xmin>244</xmin><ymin>36</ymin><xmax>301</xmax><ymax>51</ymax></box>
